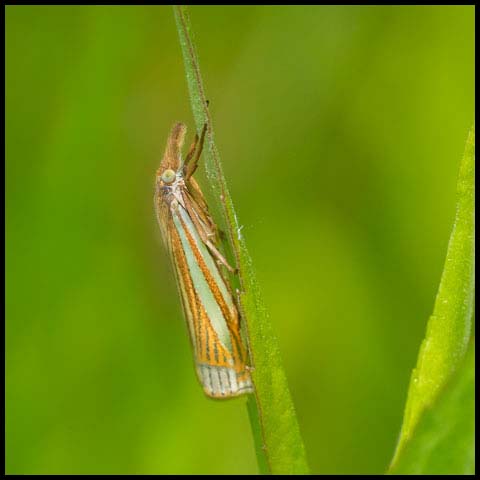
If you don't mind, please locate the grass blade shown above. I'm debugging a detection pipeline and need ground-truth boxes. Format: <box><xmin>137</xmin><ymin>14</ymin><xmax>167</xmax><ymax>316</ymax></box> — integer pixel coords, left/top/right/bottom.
<box><xmin>390</xmin><ymin>125</ymin><xmax>475</xmax><ymax>470</ymax></box>
<box><xmin>389</xmin><ymin>342</ymin><xmax>475</xmax><ymax>474</ymax></box>
<box><xmin>173</xmin><ymin>5</ymin><xmax>310</xmax><ymax>475</ymax></box>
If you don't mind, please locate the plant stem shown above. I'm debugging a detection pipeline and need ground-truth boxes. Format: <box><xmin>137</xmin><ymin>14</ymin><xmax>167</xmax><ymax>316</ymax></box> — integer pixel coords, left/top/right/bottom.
<box><xmin>173</xmin><ymin>5</ymin><xmax>310</xmax><ymax>474</ymax></box>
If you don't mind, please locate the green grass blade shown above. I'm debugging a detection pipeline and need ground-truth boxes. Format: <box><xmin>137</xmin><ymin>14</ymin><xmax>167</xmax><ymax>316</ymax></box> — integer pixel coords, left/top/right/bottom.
<box><xmin>389</xmin><ymin>342</ymin><xmax>475</xmax><ymax>475</ymax></box>
<box><xmin>173</xmin><ymin>5</ymin><xmax>310</xmax><ymax>475</ymax></box>
<box><xmin>390</xmin><ymin>125</ymin><xmax>475</xmax><ymax>470</ymax></box>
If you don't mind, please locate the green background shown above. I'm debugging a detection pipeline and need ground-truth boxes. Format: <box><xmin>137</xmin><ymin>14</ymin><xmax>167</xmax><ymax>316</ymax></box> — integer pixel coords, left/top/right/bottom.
<box><xmin>6</xmin><ymin>5</ymin><xmax>474</xmax><ymax>475</ymax></box>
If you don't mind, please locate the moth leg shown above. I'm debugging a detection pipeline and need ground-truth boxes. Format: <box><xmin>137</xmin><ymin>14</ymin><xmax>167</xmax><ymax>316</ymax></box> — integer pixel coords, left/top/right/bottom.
<box><xmin>184</xmin><ymin>133</ymin><xmax>199</xmax><ymax>167</ymax></box>
<box><xmin>198</xmin><ymin>218</ymin><xmax>237</xmax><ymax>273</ymax></box>
<box><xmin>205</xmin><ymin>239</ymin><xmax>237</xmax><ymax>274</ymax></box>
<box><xmin>218</xmin><ymin>228</ymin><xmax>227</xmax><ymax>242</ymax></box>
<box><xmin>184</xmin><ymin>187</ymin><xmax>217</xmax><ymax>236</ymax></box>
<box><xmin>185</xmin><ymin>123</ymin><xmax>207</xmax><ymax>180</ymax></box>
<box><xmin>184</xmin><ymin>200</ymin><xmax>237</xmax><ymax>274</ymax></box>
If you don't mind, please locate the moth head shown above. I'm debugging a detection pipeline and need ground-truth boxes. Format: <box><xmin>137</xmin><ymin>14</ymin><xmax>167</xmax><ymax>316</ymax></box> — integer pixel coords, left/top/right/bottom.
<box><xmin>160</xmin><ymin>168</ymin><xmax>176</xmax><ymax>185</ymax></box>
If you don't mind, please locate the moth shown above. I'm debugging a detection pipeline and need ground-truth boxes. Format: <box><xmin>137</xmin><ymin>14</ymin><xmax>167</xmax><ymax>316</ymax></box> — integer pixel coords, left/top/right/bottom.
<box><xmin>154</xmin><ymin>122</ymin><xmax>253</xmax><ymax>398</ymax></box>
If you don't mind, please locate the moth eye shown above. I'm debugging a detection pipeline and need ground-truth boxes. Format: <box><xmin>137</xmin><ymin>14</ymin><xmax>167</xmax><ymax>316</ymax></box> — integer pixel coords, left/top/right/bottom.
<box><xmin>161</xmin><ymin>169</ymin><xmax>176</xmax><ymax>184</ymax></box>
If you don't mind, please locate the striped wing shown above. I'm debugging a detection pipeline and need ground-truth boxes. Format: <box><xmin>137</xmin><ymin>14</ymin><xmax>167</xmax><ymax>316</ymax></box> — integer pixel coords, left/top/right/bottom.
<box><xmin>158</xmin><ymin>192</ymin><xmax>252</xmax><ymax>398</ymax></box>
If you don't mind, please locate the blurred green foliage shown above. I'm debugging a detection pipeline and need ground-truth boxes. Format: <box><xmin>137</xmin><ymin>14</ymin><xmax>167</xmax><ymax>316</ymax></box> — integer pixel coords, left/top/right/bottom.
<box><xmin>6</xmin><ymin>5</ymin><xmax>474</xmax><ymax>475</ymax></box>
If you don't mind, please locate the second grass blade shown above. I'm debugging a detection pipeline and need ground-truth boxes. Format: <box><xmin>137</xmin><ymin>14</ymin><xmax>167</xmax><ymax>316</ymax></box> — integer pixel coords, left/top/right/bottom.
<box><xmin>390</xmin><ymin>125</ymin><xmax>475</xmax><ymax>470</ymax></box>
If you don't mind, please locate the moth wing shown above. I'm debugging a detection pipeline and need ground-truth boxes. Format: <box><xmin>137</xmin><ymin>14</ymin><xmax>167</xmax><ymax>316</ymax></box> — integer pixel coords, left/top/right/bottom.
<box><xmin>168</xmin><ymin>201</ymin><xmax>252</xmax><ymax>398</ymax></box>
